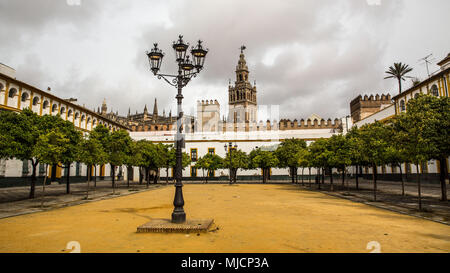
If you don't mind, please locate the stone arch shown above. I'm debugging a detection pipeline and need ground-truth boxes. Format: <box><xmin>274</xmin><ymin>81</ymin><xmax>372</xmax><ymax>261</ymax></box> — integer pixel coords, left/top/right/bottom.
<box><xmin>21</xmin><ymin>92</ymin><xmax>29</xmax><ymax>102</ymax></box>
<box><xmin>8</xmin><ymin>88</ymin><xmax>17</xmax><ymax>98</ymax></box>
<box><xmin>32</xmin><ymin>96</ymin><xmax>40</xmax><ymax>106</ymax></box>
<box><xmin>430</xmin><ymin>84</ymin><xmax>439</xmax><ymax>97</ymax></box>
<box><xmin>400</xmin><ymin>100</ymin><xmax>406</xmax><ymax>112</ymax></box>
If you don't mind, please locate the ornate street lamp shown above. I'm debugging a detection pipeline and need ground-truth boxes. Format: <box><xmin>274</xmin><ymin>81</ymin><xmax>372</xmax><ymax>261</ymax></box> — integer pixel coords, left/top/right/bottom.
<box><xmin>146</xmin><ymin>35</ymin><xmax>208</xmax><ymax>223</ymax></box>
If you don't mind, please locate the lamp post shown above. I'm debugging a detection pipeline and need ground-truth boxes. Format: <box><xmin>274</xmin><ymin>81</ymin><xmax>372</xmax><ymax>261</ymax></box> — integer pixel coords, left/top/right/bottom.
<box><xmin>224</xmin><ymin>142</ymin><xmax>238</xmax><ymax>184</ymax></box>
<box><xmin>146</xmin><ymin>35</ymin><xmax>208</xmax><ymax>223</ymax></box>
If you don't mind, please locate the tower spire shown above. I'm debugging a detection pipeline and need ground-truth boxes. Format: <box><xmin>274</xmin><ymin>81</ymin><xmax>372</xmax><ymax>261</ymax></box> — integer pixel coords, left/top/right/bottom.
<box><xmin>153</xmin><ymin>98</ymin><xmax>158</xmax><ymax>117</ymax></box>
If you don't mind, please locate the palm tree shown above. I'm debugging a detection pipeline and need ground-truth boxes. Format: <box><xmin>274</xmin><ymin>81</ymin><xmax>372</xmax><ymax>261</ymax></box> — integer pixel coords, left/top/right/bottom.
<box><xmin>384</xmin><ymin>63</ymin><xmax>413</xmax><ymax>94</ymax></box>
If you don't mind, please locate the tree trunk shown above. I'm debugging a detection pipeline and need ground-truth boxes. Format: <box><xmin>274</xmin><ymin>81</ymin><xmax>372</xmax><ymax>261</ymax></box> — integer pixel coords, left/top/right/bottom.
<box><xmin>373</xmin><ymin>164</ymin><xmax>377</xmax><ymax>202</ymax></box>
<box><xmin>321</xmin><ymin>168</ymin><xmax>325</xmax><ymax>184</ymax></box>
<box><xmin>153</xmin><ymin>168</ymin><xmax>159</xmax><ymax>184</ymax></box>
<box><xmin>355</xmin><ymin>165</ymin><xmax>359</xmax><ymax>190</ymax></box>
<box><xmin>438</xmin><ymin>157</ymin><xmax>448</xmax><ymax>201</ymax></box>
<box><xmin>40</xmin><ymin>164</ymin><xmax>48</xmax><ymax>208</ymax></box>
<box><xmin>289</xmin><ymin>167</ymin><xmax>295</xmax><ymax>184</ymax></box>
<box><xmin>301</xmin><ymin>168</ymin><xmax>304</xmax><ymax>185</ymax></box>
<box><xmin>139</xmin><ymin>167</ymin><xmax>143</xmax><ymax>185</ymax></box>
<box><xmin>29</xmin><ymin>160</ymin><xmax>38</xmax><ymax>199</ymax></box>
<box><xmin>127</xmin><ymin>166</ymin><xmax>130</xmax><ymax>188</ymax></box>
<box><xmin>86</xmin><ymin>165</ymin><xmax>90</xmax><ymax>199</ymax></box>
<box><xmin>146</xmin><ymin>167</ymin><xmax>150</xmax><ymax>188</ymax></box>
<box><xmin>309</xmin><ymin>167</ymin><xmax>311</xmax><ymax>187</ymax></box>
<box><xmin>341</xmin><ymin>169</ymin><xmax>345</xmax><ymax>187</ymax></box>
<box><xmin>405</xmin><ymin>163</ymin><xmax>409</xmax><ymax>182</ymax></box>
<box><xmin>66</xmin><ymin>164</ymin><xmax>71</xmax><ymax>194</ymax></box>
<box><xmin>318</xmin><ymin>168</ymin><xmax>321</xmax><ymax>190</ymax></box>
<box><xmin>295</xmin><ymin>168</ymin><xmax>298</xmax><ymax>184</ymax></box>
<box><xmin>398</xmin><ymin>77</ymin><xmax>402</xmax><ymax>94</ymax></box>
<box><xmin>94</xmin><ymin>165</ymin><xmax>97</xmax><ymax>188</ymax></box>
<box><xmin>166</xmin><ymin>167</ymin><xmax>169</xmax><ymax>185</ymax></box>
<box><xmin>416</xmin><ymin>164</ymin><xmax>422</xmax><ymax>211</ymax></box>
<box><xmin>111</xmin><ymin>165</ymin><xmax>116</xmax><ymax>194</ymax></box>
<box><xmin>330</xmin><ymin>167</ymin><xmax>334</xmax><ymax>191</ymax></box>
<box><xmin>399</xmin><ymin>163</ymin><xmax>405</xmax><ymax>196</ymax></box>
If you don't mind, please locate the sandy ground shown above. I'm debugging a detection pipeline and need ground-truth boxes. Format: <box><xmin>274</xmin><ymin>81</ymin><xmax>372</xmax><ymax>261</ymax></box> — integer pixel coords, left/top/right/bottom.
<box><xmin>0</xmin><ymin>184</ymin><xmax>448</xmax><ymax>253</ymax></box>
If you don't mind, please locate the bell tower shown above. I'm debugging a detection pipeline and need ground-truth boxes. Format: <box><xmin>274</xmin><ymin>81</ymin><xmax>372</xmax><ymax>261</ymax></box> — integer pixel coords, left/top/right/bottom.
<box><xmin>228</xmin><ymin>45</ymin><xmax>257</xmax><ymax>123</ymax></box>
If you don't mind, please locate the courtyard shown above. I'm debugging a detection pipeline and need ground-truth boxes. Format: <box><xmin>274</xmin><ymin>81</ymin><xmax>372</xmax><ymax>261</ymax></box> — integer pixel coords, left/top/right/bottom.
<box><xmin>0</xmin><ymin>184</ymin><xmax>448</xmax><ymax>253</ymax></box>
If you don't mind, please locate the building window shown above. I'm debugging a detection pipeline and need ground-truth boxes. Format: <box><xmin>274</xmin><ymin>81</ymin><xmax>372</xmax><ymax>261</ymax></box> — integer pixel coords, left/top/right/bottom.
<box><xmin>8</xmin><ymin>88</ymin><xmax>17</xmax><ymax>98</ymax></box>
<box><xmin>43</xmin><ymin>100</ymin><xmax>49</xmax><ymax>109</ymax></box>
<box><xmin>190</xmin><ymin>148</ymin><xmax>198</xmax><ymax>162</ymax></box>
<box><xmin>430</xmin><ymin>84</ymin><xmax>439</xmax><ymax>97</ymax></box>
<box><xmin>52</xmin><ymin>104</ymin><xmax>58</xmax><ymax>113</ymax></box>
<box><xmin>191</xmin><ymin>166</ymin><xmax>197</xmax><ymax>177</ymax></box>
<box><xmin>208</xmin><ymin>148</ymin><xmax>215</xmax><ymax>155</ymax></box>
<box><xmin>21</xmin><ymin>92</ymin><xmax>29</xmax><ymax>102</ymax></box>
<box><xmin>400</xmin><ymin>100</ymin><xmax>406</xmax><ymax>112</ymax></box>
<box><xmin>32</xmin><ymin>97</ymin><xmax>39</xmax><ymax>106</ymax></box>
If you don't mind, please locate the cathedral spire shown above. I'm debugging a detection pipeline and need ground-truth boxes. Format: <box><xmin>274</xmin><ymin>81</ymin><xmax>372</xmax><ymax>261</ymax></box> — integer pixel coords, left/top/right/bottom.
<box><xmin>144</xmin><ymin>104</ymin><xmax>148</xmax><ymax>114</ymax></box>
<box><xmin>101</xmin><ymin>98</ymin><xmax>107</xmax><ymax>115</ymax></box>
<box><xmin>153</xmin><ymin>98</ymin><xmax>158</xmax><ymax>117</ymax></box>
<box><xmin>236</xmin><ymin>45</ymin><xmax>249</xmax><ymax>82</ymax></box>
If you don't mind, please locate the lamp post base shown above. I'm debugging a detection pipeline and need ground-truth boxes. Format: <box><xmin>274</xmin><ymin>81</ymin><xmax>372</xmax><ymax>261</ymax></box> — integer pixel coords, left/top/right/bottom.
<box><xmin>171</xmin><ymin>211</ymin><xmax>186</xmax><ymax>223</ymax></box>
<box><xmin>137</xmin><ymin>218</ymin><xmax>213</xmax><ymax>233</ymax></box>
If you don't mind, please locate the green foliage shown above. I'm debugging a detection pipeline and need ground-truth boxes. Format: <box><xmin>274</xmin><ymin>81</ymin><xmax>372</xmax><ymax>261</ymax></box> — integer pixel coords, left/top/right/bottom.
<box><xmin>403</xmin><ymin>94</ymin><xmax>450</xmax><ymax>160</ymax></box>
<box><xmin>308</xmin><ymin>138</ymin><xmax>332</xmax><ymax>169</ymax></box>
<box><xmin>33</xmin><ymin>129</ymin><xmax>69</xmax><ymax>165</ymax></box>
<box><xmin>327</xmin><ymin>134</ymin><xmax>352</xmax><ymax>170</ymax></box>
<box><xmin>195</xmin><ymin>153</ymin><xmax>223</xmax><ymax>172</ymax></box>
<box><xmin>77</xmin><ymin>136</ymin><xmax>107</xmax><ymax>167</ymax></box>
<box><xmin>0</xmin><ymin>108</ymin><xmax>41</xmax><ymax>161</ymax></box>
<box><xmin>358</xmin><ymin>121</ymin><xmax>389</xmax><ymax>166</ymax></box>
<box><xmin>275</xmin><ymin>138</ymin><xmax>307</xmax><ymax>168</ymax></box>
<box><xmin>108</xmin><ymin>129</ymin><xmax>132</xmax><ymax>167</ymax></box>
<box><xmin>222</xmin><ymin>149</ymin><xmax>249</xmax><ymax>170</ymax></box>
<box><xmin>384</xmin><ymin>62</ymin><xmax>413</xmax><ymax>94</ymax></box>
<box><xmin>251</xmin><ymin>149</ymin><xmax>279</xmax><ymax>169</ymax></box>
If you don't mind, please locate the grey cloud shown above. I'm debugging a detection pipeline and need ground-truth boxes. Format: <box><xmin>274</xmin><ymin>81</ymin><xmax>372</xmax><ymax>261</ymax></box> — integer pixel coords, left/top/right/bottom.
<box><xmin>2</xmin><ymin>0</ymin><xmax>449</xmax><ymax>121</ymax></box>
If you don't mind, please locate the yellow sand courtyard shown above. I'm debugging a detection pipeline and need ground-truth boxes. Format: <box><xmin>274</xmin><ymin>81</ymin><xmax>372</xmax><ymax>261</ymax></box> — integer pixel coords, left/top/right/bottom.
<box><xmin>0</xmin><ymin>184</ymin><xmax>448</xmax><ymax>253</ymax></box>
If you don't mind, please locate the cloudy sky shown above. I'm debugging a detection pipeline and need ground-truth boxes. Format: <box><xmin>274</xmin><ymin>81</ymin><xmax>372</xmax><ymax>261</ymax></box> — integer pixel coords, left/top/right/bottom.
<box><xmin>1</xmin><ymin>0</ymin><xmax>449</xmax><ymax>121</ymax></box>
